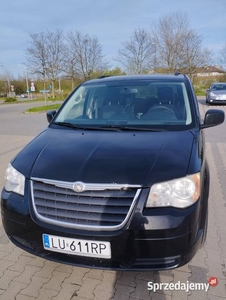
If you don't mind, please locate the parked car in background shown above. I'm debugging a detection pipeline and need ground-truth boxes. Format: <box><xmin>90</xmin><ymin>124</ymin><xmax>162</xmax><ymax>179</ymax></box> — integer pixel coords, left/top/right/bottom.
<box><xmin>206</xmin><ymin>82</ymin><xmax>226</xmax><ymax>104</ymax></box>
<box><xmin>0</xmin><ymin>92</ymin><xmax>7</xmax><ymax>98</ymax></box>
<box><xmin>16</xmin><ymin>94</ymin><xmax>28</xmax><ymax>98</ymax></box>
<box><xmin>1</xmin><ymin>74</ymin><xmax>225</xmax><ymax>271</ymax></box>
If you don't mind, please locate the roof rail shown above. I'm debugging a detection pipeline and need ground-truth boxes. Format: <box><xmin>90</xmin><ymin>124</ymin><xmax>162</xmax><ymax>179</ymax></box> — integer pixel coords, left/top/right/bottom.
<box><xmin>98</xmin><ymin>75</ymin><xmax>113</xmax><ymax>79</ymax></box>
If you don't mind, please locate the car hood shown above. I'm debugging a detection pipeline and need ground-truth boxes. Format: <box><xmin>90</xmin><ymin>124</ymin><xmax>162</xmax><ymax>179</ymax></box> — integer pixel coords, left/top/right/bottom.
<box><xmin>13</xmin><ymin>128</ymin><xmax>195</xmax><ymax>186</ymax></box>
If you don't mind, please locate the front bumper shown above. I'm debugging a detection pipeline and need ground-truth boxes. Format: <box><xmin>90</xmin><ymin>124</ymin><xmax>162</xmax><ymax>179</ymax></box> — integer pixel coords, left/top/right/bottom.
<box><xmin>1</xmin><ymin>188</ymin><xmax>204</xmax><ymax>271</ymax></box>
<box><xmin>207</xmin><ymin>97</ymin><xmax>226</xmax><ymax>104</ymax></box>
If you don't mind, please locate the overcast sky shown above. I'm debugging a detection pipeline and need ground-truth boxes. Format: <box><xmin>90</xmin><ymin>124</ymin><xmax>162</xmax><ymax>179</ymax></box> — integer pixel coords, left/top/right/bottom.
<box><xmin>1</xmin><ymin>0</ymin><xmax>226</xmax><ymax>77</ymax></box>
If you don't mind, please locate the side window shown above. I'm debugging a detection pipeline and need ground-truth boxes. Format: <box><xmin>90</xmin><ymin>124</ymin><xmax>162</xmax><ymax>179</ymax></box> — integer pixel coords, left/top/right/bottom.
<box><xmin>84</xmin><ymin>87</ymin><xmax>106</xmax><ymax>119</ymax></box>
<box><xmin>66</xmin><ymin>93</ymin><xmax>86</xmax><ymax>120</ymax></box>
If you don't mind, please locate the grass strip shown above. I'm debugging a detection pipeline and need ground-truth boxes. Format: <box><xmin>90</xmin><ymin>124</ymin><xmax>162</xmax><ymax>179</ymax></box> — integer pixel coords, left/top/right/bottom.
<box><xmin>25</xmin><ymin>104</ymin><xmax>61</xmax><ymax>113</ymax></box>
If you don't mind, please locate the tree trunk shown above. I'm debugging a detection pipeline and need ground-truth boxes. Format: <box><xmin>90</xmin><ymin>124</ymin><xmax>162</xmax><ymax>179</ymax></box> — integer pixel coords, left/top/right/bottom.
<box><xmin>51</xmin><ymin>81</ymin><xmax>55</xmax><ymax>98</ymax></box>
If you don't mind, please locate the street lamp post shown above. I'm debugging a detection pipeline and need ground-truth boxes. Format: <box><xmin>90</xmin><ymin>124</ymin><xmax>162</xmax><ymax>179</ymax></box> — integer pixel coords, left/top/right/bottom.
<box><xmin>43</xmin><ymin>68</ymin><xmax>47</xmax><ymax>106</ymax></box>
<box><xmin>25</xmin><ymin>68</ymin><xmax>30</xmax><ymax>99</ymax></box>
<box><xmin>18</xmin><ymin>64</ymin><xmax>31</xmax><ymax>99</ymax></box>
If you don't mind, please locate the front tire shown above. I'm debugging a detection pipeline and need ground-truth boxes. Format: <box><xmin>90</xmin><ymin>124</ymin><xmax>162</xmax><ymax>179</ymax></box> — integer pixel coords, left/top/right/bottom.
<box><xmin>201</xmin><ymin>209</ymin><xmax>208</xmax><ymax>246</ymax></box>
<box><xmin>200</xmin><ymin>164</ymin><xmax>209</xmax><ymax>247</ymax></box>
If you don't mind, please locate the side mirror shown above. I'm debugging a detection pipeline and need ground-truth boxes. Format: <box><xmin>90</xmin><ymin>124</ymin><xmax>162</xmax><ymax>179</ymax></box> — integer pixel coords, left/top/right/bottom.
<box><xmin>201</xmin><ymin>109</ymin><xmax>224</xmax><ymax>129</ymax></box>
<box><xmin>46</xmin><ymin>110</ymin><xmax>56</xmax><ymax>123</ymax></box>
<box><xmin>206</xmin><ymin>89</ymin><xmax>210</xmax><ymax>92</ymax></box>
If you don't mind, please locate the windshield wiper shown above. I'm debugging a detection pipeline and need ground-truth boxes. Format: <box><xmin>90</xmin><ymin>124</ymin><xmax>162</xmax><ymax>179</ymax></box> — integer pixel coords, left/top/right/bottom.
<box><xmin>52</xmin><ymin>122</ymin><xmax>86</xmax><ymax>129</ymax></box>
<box><xmin>101</xmin><ymin>125</ymin><xmax>166</xmax><ymax>131</ymax></box>
<box><xmin>53</xmin><ymin>122</ymin><xmax>166</xmax><ymax>132</ymax></box>
<box><xmin>52</xmin><ymin>122</ymin><xmax>121</xmax><ymax>131</ymax></box>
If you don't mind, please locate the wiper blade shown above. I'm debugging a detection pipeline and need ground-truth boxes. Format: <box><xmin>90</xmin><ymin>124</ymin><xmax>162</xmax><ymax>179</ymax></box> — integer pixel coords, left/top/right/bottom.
<box><xmin>52</xmin><ymin>122</ymin><xmax>120</xmax><ymax>131</ymax></box>
<box><xmin>53</xmin><ymin>122</ymin><xmax>166</xmax><ymax>132</ymax></box>
<box><xmin>101</xmin><ymin>125</ymin><xmax>165</xmax><ymax>132</ymax></box>
<box><xmin>52</xmin><ymin>122</ymin><xmax>85</xmax><ymax>129</ymax></box>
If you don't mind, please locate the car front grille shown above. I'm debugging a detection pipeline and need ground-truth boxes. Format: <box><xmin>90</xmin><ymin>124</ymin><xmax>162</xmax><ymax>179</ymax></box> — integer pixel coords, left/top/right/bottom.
<box><xmin>31</xmin><ymin>178</ymin><xmax>141</xmax><ymax>231</ymax></box>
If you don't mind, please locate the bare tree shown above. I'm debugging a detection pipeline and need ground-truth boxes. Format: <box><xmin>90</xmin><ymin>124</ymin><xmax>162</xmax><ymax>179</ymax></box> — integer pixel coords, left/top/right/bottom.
<box><xmin>151</xmin><ymin>12</ymin><xmax>211</xmax><ymax>74</ymax></box>
<box><xmin>151</xmin><ymin>12</ymin><xmax>189</xmax><ymax>72</ymax></box>
<box><xmin>179</xmin><ymin>30</ymin><xmax>212</xmax><ymax>76</ymax></box>
<box><xmin>218</xmin><ymin>43</ymin><xmax>226</xmax><ymax>71</ymax></box>
<box><xmin>45</xmin><ymin>30</ymin><xmax>66</xmax><ymax>97</ymax></box>
<box><xmin>63</xmin><ymin>54</ymin><xmax>77</xmax><ymax>90</ymax></box>
<box><xmin>65</xmin><ymin>31</ymin><xmax>109</xmax><ymax>82</ymax></box>
<box><xmin>26</xmin><ymin>29</ymin><xmax>66</xmax><ymax>98</ymax></box>
<box><xmin>26</xmin><ymin>32</ymin><xmax>47</xmax><ymax>77</ymax></box>
<box><xmin>115</xmin><ymin>28</ymin><xmax>155</xmax><ymax>74</ymax></box>
<box><xmin>0</xmin><ymin>69</ymin><xmax>14</xmax><ymax>95</ymax></box>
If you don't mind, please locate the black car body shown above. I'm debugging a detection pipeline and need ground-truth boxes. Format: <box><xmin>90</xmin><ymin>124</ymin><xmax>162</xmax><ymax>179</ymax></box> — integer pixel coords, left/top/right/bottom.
<box><xmin>206</xmin><ymin>82</ymin><xmax>226</xmax><ymax>104</ymax></box>
<box><xmin>1</xmin><ymin>74</ymin><xmax>224</xmax><ymax>270</ymax></box>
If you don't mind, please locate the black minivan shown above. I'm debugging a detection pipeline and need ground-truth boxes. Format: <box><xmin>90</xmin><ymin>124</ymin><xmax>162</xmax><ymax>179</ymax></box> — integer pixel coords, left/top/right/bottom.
<box><xmin>1</xmin><ymin>74</ymin><xmax>224</xmax><ymax>270</ymax></box>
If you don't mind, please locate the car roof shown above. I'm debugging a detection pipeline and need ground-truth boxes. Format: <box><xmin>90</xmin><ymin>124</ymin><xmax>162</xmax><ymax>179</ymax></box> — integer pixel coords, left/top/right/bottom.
<box><xmin>84</xmin><ymin>73</ymin><xmax>187</xmax><ymax>84</ymax></box>
<box><xmin>211</xmin><ymin>82</ymin><xmax>226</xmax><ymax>85</ymax></box>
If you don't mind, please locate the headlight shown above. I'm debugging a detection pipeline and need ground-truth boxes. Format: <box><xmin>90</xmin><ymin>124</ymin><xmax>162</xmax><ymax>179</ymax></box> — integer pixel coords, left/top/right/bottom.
<box><xmin>4</xmin><ymin>163</ymin><xmax>25</xmax><ymax>196</ymax></box>
<box><xmin>210</xmin><ymin>92</ymin><xmax>216</xmax><ymax>97</ymax></box>
<box><xmin>146</xmin><ymin>173</ymin><xmax>200</xmax><ymax>208</ymax></box>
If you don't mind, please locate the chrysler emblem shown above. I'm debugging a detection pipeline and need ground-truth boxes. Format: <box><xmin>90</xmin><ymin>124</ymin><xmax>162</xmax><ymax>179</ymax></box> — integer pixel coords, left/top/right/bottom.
<box><xmin>73</xmin><ymin>182</ymin><xmax>85</xmax><ymax>193</ymax></box>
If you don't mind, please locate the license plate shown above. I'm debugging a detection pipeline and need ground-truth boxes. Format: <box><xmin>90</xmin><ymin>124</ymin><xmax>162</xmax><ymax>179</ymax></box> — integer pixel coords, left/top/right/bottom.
<box><xmin>42</xmin><ymin>234</ymin><xmax>111</xmax><ymax>259</ymax></box>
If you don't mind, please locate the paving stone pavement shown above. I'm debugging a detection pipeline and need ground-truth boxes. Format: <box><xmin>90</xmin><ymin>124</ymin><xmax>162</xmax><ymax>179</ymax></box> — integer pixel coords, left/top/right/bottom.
<box><xmin>0</xmin><ymin>100</ymin><xmax>226</xmax><ymax>300</ymax></box>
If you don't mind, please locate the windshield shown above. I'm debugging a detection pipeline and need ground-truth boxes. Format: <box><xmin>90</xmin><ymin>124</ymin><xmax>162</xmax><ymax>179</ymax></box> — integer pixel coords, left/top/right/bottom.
<box><xmin>54</xmin><ymin>80</ymin><xmax>193</xmax><ymax>130</ymax></box>
<box><xmin>211</xmin><ymin>84</ymin><xmax>226</xmax><ymax>91</ymax></box>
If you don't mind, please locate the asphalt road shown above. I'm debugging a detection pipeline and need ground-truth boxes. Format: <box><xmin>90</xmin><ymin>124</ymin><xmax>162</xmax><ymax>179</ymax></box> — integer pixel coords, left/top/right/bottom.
<box><xmin>0</xmin><ymin>99</ymin><xmax>226</xmax><ymax>300</ymax></box>
<box><xmin>0</xmin><ymin>101</ymin><xmax>58</xmax><ymax>136</ymax></box>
